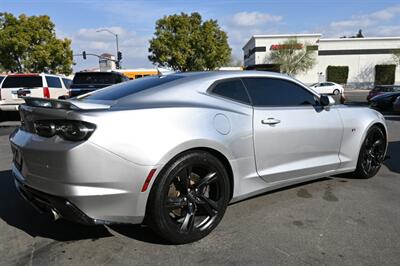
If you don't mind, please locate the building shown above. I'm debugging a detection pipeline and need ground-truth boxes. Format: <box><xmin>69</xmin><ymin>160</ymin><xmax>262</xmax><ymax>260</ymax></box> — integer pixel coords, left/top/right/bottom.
<box><xmin>99</xmin><ymin>53</ymin><xmax>116</xmax><ymax>71</ymax></box>
<box><xmin>243</xmin><ymin>33</ymin><xmax>400</xmax><ymax>87</ymax></box>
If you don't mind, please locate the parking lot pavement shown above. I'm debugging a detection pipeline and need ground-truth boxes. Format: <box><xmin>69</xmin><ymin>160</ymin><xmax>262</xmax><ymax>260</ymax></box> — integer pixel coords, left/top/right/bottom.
<box><xmin>1</xmin><ymin>92</ymin><xmax>400</xmax><ymax>265</ymax></box>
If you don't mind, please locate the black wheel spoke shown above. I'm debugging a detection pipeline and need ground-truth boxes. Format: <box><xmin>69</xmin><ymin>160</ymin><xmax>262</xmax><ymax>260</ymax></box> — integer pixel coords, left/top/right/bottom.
<box><xmin>196</xmin><ymin>172</ymin><xmax>217</xmax><ymax>189</ymax></box>
<box><xmin>180</xmin><ymin>212</ymin><xmax>195</xmax><ymax>232</ymax></box>
<box><xmin>175</xmin><ymin>166</ymin><xmax>192</xmax><ymax>193</ymax></box>
<box><xmin>198</xmin><ymin>195</ymin><xmax>219</xmax><ymax>216</ymax></box>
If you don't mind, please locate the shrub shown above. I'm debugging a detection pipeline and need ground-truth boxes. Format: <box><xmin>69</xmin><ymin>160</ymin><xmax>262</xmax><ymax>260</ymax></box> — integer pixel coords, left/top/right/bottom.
<box><xmin>326</xmin><ymin>66</ymin><xmax>349</xmax><ymax>84</ymax></box>
<box><xmin>375</xmin><ymin>64</ymin><xmax>396</xmax><ymax>85</ymax></box>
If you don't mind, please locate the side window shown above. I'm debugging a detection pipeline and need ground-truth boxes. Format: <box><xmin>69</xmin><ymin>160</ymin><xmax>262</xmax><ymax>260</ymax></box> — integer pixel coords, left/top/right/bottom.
<box><xmin>211</xmin><ymin>79</ymin><xmax>250</xmax><ymax>104</ymax></box>
<box><xmin>242</xmin><ymin>77</ymin><xmax>318</xmax><ymax>107</ymax></box>
<box><xmin>45</xmin><ymin>76</ymin><xmax>62</xmax><ymax>88</ymax></box>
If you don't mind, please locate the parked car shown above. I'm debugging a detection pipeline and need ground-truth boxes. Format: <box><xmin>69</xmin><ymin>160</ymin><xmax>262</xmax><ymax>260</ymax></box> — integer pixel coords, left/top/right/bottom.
<box><xmin>68</xmin><ymin>71</ymin><xmax>129</xmax><ymax>98</ymax></box>
<box><xmin>367</xmin><ymin>85</ymin><xmax>400</xmax><ymax>102</ymax></box>
<box><xmin>10</xmin><ymin>71</ymin><xmax>387</xmax><ymax>244</ymax></box>
<box><xmin>310</xmin><ymin>82</ymin><xmax>344</xmax><ymax>95</ymax></box>
<box><xmin>0</xmin><ymin>73</ymin><xmax>69</xmax><ymax>114</ymax></box>
<box><xmin>370</xmin><ymin>92</ymin><xmax>400</xmax><ymax>111</ymax></box>
<box><xmin>393</xmin><ymin>96</ymin><xmax>400</xmax><ymax>113</ymax></box>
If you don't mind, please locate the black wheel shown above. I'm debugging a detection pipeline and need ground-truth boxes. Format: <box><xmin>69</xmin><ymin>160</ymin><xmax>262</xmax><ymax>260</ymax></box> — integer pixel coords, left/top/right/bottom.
<box><xmin>352</xmin><ymin>126</ymin><xmax>386</xmax><ymax>179</ymax></box>
<box><xmin>333</xmin><ymin>89</ymin><xmax>340</xmax><ymax>95</ymax></box>
<box><xmin>147</xmin><ymin>151</ymin><xmax>230</xmax><ymax>244</ymax></box>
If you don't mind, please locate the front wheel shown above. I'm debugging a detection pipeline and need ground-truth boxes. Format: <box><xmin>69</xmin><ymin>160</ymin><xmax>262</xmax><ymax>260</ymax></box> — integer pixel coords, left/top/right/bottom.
<box><xmin>352</xmin><ymin>126</ymin><xmax>386</xmax><ymax>178</ymax></box>
<box><xmin>333</xmin><ymin>89</ymin><xmax>340</xmax><ymax>95</ymax></box>
<box><xmin>147</xmin><ymin>151</ymin><xmax>230</xmax><ymax>244</ymax></box>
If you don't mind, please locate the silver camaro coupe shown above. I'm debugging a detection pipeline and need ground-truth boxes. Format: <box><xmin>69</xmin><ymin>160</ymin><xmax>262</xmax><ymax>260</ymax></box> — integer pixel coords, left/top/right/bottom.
<box><xmin>9</xmin><ymin>71</ymin><xmax>387</xmax><ymax>243</ymax></box>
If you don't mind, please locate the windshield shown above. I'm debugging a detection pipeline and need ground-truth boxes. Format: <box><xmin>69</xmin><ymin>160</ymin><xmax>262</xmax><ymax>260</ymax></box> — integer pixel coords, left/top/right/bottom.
<box><xmin>2</xmin><ymin>76</ymin><xmax>43</xmax><ymax>88</ymax></box>
<box><xmin>73</xmin><ymin>73</ymin><xmax>121</xmax><ymax>85</ymax></box>
<box><xmin>80</xmin><ymin>75</ymin><xmax>183</xmax><ymax>101</ymax></box>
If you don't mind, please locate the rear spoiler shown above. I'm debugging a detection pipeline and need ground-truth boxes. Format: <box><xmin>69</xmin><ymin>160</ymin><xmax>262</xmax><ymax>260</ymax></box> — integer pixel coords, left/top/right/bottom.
<box><xmin>23</xmin><ymin>97</ymin><xmax>111</xmax><ymax>110</ymax></box>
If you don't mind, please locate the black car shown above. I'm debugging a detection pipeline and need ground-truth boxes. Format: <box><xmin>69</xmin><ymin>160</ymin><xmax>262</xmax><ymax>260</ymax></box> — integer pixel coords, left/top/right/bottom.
<box><xmin>68</xmin><ymin>71</ymin><xmax>129</xmax><ymax>98</ymax></box>
<box><xmin>370</xmin><ymin>91</ymin><xmax>400</xmax><ymax>111</ymax></box>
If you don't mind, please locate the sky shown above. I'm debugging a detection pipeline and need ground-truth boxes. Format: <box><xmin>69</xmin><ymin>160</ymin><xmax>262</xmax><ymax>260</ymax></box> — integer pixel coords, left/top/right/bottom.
<box><xmin>2</xmin><ymin>0</ymin><xmax>400</xmax><ymax>71</ymax></box>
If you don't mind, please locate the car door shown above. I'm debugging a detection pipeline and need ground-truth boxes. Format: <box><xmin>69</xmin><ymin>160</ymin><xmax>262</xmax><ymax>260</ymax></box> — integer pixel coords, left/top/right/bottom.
<box><xmin>324</xmin><ymin>82</ymin><xmax>335</xmax><ymax>94</ymax></box>
<box><xmin>242</xmin><ymin>77</ymin><xmax>343</xmax><ymax>183</ymax></box>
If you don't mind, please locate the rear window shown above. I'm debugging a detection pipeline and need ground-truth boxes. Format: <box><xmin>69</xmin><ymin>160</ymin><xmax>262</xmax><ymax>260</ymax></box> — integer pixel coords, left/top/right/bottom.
<box><xmin>2</xmin><ymin>76</ymin><xmax>43</xmax><ymax>88</ymax></box>
<box><xmin>73</xmin><ymin>73</ymin><xmax>121</xmax><ymax>85</ymax></box>
<box><xmin>82</xmin><ymin>75</ymin><xmax>183</xmax><ymax>101</ymax></box>
<box><xmin>62</xmin><ymin>78</ymin><xmax>72</xmax><ymax>88</ymax></box>
<box><xmin>45</xmin><ymin>76</ymin><xmax>62</xmax><ymax>88</ymax></box>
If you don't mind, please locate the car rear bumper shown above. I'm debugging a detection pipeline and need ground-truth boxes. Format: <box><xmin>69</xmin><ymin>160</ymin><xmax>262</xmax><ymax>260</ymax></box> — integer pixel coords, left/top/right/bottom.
<box><xmin>10</xmin><ymin>128</ymin><xmax>159</xmax><ymax>225</ymax></box>
<box><xmin>13</xmin><ymin>173</ymin><xmax>98</xmax><ymax>225</ymax></box>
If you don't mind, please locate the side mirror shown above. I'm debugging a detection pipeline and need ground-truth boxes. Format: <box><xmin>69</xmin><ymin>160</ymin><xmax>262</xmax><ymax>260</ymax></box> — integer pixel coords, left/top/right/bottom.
<box><xmin>320</xmin><ymin>95</ymin><xmax>335</xmax><ymax>108</ymax></box>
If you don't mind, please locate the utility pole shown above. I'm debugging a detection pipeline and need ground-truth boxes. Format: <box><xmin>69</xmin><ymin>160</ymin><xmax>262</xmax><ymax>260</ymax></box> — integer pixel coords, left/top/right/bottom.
<box><xmin>96</xmin><ymin>28</ymin><xmax>121</xmax><ymax>69</ymax></box>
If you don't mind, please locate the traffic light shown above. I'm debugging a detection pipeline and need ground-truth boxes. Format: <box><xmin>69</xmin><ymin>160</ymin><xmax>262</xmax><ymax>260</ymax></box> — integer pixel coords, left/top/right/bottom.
<box><xmin>82</xmin><ymin>51</ymin><xmax>86</xmax><ymax>60</ymax></box>
<box><xmin>117</xmin><ymin>51</ymin><xmax>122</xmax><ymax>61</ymax></box>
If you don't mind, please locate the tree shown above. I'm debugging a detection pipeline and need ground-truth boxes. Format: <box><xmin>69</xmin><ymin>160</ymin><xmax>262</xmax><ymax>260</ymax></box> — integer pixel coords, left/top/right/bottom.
<box><xmin>148</xmin><ymin>12</ymin><xmax>231</xmax><ymax>71</ymax></box>
<box><xmin>0</xmin><ymin>13</ymin><xmax>73</xmax><ymax>74</ymax></box>
<box><xmin>268</xmin><ymin>38</ymin><xmax>316</xmax><ymax>76</ymax></box>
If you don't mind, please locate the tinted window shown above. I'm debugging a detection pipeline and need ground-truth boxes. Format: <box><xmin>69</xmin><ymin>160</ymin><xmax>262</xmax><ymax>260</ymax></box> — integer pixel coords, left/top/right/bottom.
<box><xmin>243</xmin><ymin>78</ymin><xmax>318</xmax><ymax>107</ymax></box>
<box><xmin>2</xmin><ymin>76</ymin><xmax>43</xmax><ymax>88</ymax></box>
<box><xmin>62</xmin><ymin>78</ymin><xmax>72</xmax><ymax>89</ymax></box>
<box><xmin>0</xmin><ymin>76</ymin><xmax>4</xmax><ymax>83</ymax></box>
<box><xmin>45</xmin><ymin>76</ymin><xmax>62</xmax><ymax>88</ymax></box>
<box><xmin>73</xmin><ymin>73</ymin><xmax>120</xmax><ymax>85</ymax></box>
<box><xmin>211</xmin><ymin>79</ymin><xmax>250</xmax><ymax>104</ymax></box>
<box><xmin>82</xmin><ymin>75</ymin><xmax>183</xmax><ymax>101</ymax></box>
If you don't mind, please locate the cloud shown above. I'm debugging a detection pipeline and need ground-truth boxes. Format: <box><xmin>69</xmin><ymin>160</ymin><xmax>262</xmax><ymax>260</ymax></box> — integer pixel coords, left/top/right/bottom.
<box><xmin>68</xmin><ymin>27</ymin><xmax>152</xmax><ymax>71</ymax></box>
<box><xmin>325</xmin><ymin>4</ymin><xmax>400</xmax><ymax>37</ymax></box>
<box><xmin>231</xmin><ymin>11</ymin><xmax>282</xmax><ymax>27</ymax></box>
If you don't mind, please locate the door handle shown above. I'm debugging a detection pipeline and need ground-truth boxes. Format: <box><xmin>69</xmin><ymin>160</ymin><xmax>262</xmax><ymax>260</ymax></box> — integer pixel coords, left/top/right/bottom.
<box><xmin>261</xmin><ymin>118</ymin><xmax>281</xmax><ymax>125</ymax></box>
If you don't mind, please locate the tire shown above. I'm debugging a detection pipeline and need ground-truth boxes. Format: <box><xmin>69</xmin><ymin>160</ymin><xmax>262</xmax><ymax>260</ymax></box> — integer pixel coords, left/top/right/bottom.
<box><xmin>147</xmin><ymin>150</ymin><xmax>230</xmax><ymax>244</ymax></box>
<box><xmin>333</xmin><ymin>89</ymin><xmax>340</xmax><ymax>95</ymax></box>
<box><xmin>351</xmin><ymin>125</ymin><xmax>386</xmax><ymax>179</ymax></box>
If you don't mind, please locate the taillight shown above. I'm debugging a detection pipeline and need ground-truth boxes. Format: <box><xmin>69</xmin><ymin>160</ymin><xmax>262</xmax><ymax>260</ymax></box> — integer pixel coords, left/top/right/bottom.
<box><xmin>33</xmin><ymin>120</ymin><xmax>96</xmax><ymax>141</ymax></box>
<box><xmin>43</xmin><ymin>87</ymin><xmax>50</xmax><ymax>98</ymax></box>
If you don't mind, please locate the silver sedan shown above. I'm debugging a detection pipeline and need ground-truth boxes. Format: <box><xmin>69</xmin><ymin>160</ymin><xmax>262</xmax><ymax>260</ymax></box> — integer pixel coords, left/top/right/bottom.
<box><xmin>9</xmin><ymin>71</ymin><xmax>387</xmax><ymax>243</ymax></box>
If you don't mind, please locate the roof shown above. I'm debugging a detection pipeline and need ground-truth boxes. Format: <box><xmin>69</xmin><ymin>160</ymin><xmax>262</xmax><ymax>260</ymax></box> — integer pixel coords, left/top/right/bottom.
<box><xmin>319</xmin><ymin>36</ymin><xmax>400</xmax><ymax>42</ymax></box>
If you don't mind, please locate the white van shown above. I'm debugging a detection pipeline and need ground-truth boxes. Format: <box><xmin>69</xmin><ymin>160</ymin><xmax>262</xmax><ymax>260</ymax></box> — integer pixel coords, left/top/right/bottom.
<box><xmin>0</xmin><ymin>73</ymin><xmax>70</xmax><ymax>112</ymax></box>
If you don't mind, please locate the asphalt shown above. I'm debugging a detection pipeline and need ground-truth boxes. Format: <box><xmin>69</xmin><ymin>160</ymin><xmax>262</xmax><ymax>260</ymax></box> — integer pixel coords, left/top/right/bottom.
<box><xmin>1</xmin><ymin>90</ymin><xmax>400</xmax><ymax>265</ymax></box>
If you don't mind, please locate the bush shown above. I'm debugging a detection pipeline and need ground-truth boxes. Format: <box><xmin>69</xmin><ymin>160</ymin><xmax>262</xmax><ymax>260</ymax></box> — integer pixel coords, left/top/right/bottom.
<box><xmin>375</xmin><ymin>64</ymin><xmax>396</xmax><ymax>85</ymax></box>
<box><xmin>326</xmin><ymin>66</ymin><xmax>349</xmax><ymax>84</ymax></box>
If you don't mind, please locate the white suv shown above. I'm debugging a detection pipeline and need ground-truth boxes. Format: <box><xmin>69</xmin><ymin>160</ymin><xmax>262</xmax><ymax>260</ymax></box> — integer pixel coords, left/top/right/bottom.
<box><xmin>0</xmin><ymin>73</ymin><xmax>70</xmax><ymax>113</ymax></box>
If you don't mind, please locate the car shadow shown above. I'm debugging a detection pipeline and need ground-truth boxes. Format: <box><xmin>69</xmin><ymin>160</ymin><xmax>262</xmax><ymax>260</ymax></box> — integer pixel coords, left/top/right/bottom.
<box><xmin>0</xmin><ymin>169</ymin><xmax>169</xmax><ymax>244</ymax></box>
<box><xmin>384</xmin><ymin>141</ymin><xmax>400</xmax><ymax>174</ymax></box>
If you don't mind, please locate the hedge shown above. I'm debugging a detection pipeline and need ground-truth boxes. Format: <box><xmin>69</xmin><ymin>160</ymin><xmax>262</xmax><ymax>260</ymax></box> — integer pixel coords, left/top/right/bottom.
<box><xmin>375</xmin><ymin>64</ymin><xmax>396</xmax><ymax>85</ymax></box>
<box><xmin>326</xmin><ymin>66</ymin><xmax>349</xmax><ymax>84</ymax></box>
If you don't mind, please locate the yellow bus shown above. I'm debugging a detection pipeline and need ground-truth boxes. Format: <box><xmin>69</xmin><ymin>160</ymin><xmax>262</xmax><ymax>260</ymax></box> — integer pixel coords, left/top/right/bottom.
<box><xmin>115</xmin><ymin>68</ymin><xmax>159</xmax><ymax>80</ymax></box>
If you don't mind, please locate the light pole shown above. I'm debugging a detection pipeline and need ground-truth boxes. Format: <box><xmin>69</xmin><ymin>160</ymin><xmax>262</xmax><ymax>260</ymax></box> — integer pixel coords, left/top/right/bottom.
<box><xmin>96</xmin><ymin>28</ymin><xmax>120</xmax><ymax>68</ymax></box>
